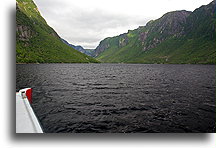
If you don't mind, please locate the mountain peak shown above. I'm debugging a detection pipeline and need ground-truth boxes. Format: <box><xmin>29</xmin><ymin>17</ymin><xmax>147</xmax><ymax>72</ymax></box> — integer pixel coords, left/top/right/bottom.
<box><xmin>162</xmin><ymin>10</ymin><xmax>191</xmax><ymax>18</ymax></box>
<box><xmin>153</xmin><ymin>10</ymin><xmax>192</xmax><ymax>32</ymax></box>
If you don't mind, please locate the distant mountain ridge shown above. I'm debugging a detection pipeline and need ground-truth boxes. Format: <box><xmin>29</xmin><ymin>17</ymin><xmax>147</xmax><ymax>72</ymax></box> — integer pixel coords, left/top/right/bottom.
<box><xmin>94</xmin><ymin>0</ymin><xmax>216</xmax><ymax>64</ymax></box>
<box><xmin>61</xmin><ymin>39</ymin><xmax>94</xmax><ymax>56</ymax></box>
<box><xmin>16</xmin><ymin>0</ymin><xmax>98</xmax><ymax>63</ymax></box>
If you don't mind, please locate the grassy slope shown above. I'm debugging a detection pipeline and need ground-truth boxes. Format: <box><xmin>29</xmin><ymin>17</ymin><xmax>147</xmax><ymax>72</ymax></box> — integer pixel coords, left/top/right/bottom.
<box><xmin>128</xmin><ymin>37</ymin><xmax>215</xmax><ymax>64</ymax></box>
<box><xmin>16</xmin><ymin>0</ymin><xmax>99</xmax><ymax>63</ymax></box>
<box><xmin>96</xmin><ymin>1</ymin><xmax>215</xmax><ymax>64</ymax></box>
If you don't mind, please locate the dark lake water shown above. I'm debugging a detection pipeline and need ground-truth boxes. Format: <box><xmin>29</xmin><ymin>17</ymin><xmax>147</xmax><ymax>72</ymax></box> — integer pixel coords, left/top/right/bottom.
<box><xmin>16</xmin><ymin>64</ymin><xmax>215</xmax><ymax>133</ymax></box>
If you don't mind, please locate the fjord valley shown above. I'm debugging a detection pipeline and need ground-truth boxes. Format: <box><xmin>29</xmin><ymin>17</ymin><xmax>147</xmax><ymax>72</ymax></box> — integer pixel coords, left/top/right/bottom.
<box><xmin>16</xmin><ymin>0</ymin><xmax>215</xmax><ymax>133</ymax></box>
<box><xmin>16</xmin><ymin>0</ymin><xmax>98</xmax><ymax>63</ymax></box>
<box><xmin>94</xmin><ymin>0</ymin><xmax>216</xmax><ymax>64</ymax></box>
<box><xmin>16</xmin><ymin>0</ymin><xmax>215</xmax><ymax>64</ymax></box>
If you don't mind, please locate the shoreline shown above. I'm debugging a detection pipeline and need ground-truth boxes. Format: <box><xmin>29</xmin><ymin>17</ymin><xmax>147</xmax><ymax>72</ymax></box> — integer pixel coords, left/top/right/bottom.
<box><xmin>16</xmin><ymin>63</ymin><xmax>216</xmax><ymax>65</ymax></box>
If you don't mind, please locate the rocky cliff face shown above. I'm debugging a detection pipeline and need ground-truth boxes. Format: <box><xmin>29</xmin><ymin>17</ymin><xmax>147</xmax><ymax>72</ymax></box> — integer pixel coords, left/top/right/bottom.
<box><xmin>138</xmin><ymin>10</ymin><xmax>191</xmax><ymax>51</ymax></box>
<box><xmin>16</xmin><ymin>3</ymin><xmax>34</xmax><ymax>41</ymax></box>
<box><xmin>94</xmin><ymin>38</ymin><xmax>110</xmax><ymax>57</ymax></box>
<box><xmin>118</xmin><ymin>33</ymin><xmax>129</xmax><ymax>47</ymax></box>
<box><xmin>94</xmin><ymin>0</ymin><xmax>216</xmax><ymax>64</ymax></box>
<box><xmin>150</xmin><ymin>10</ymin><xmax>191</xmax><ymax>36</ymax></box>
<box><xmin>16</xmin><ymin>25</ymin><xmax>35</xmax><ymax>41</ymax></box>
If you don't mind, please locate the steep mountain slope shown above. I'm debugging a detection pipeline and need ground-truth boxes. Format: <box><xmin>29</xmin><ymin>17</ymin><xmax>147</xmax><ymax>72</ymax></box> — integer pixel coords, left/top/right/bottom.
<box><xmin>16</xmin><ymin>0</ymin><xmax>98</xmax><ymax>63</ymax></box>
<box><xmin>94</xmin><ymin>0</ymin><xmax>216</xmax><ymax>64</ymax></box>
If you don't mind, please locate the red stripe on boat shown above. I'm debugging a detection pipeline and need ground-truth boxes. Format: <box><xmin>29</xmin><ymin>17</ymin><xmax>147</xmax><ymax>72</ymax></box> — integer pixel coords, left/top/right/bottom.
<box><xmin>26</xmin><ymin>88</ymin><xmax>32</xmax><ymax>104</ymax></box>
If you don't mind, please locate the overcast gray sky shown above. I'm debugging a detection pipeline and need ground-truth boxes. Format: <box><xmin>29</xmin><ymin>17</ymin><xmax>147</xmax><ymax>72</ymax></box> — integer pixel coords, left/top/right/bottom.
<box><xmin>33</xmin><ymin>0</ymin><xmax>212</xmax><ymax>49</ymax></box>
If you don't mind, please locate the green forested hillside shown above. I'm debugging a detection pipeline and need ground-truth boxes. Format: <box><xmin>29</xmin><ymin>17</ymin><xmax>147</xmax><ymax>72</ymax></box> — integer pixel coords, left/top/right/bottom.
<box><xmin>16</xmin><ymin>0</ymin><xmax>98</xmax><ymax>63</ymax></box>
<box><xmin>94</xmin><ymin>0</ymin><xmax>216</xmax><ymax>64</ymax></box>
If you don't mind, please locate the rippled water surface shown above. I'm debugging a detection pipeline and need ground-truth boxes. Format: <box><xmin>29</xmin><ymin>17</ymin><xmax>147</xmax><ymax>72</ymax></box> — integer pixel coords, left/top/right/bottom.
<box><xmin>16</xmin><ymin>64</ymin><xmax>215</xmax><ymax>133</ymax></box>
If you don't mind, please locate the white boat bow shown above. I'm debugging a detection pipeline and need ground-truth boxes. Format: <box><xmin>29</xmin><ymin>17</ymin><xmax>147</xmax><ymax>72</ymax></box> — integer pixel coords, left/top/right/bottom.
<box><xmin>16</xmin><ymin>88</ymin><xmax>43</xmax><ymax>133</ymax></box>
